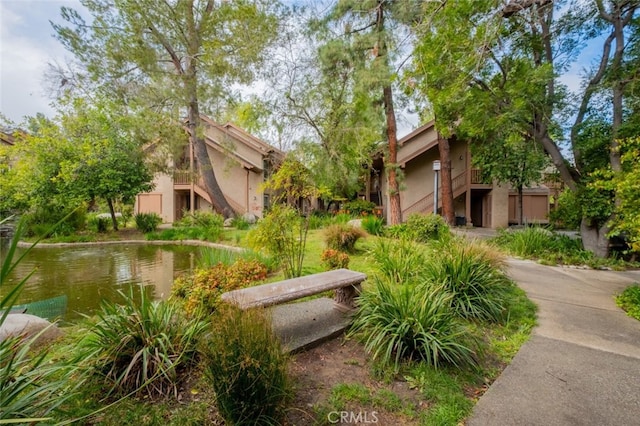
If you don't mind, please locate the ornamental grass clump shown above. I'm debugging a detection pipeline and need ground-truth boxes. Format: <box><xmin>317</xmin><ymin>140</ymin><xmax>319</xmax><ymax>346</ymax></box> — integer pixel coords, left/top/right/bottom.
<box><xmin>204</xmin><ymin>305</ymin><xmax>291</xmax><ymax>425</ymax></box>
<box><xmin>349</xmin><ymin>277</ymin><xmax>476</xmax><ymax>372</ymax></box>
<box><xmin>324</xmin><ymin>223</ymin><xmax>365</xmax><ymax>253</ymax></box>
<box><xmin>80</xmin><ymin>286</ymin><xmax>208</xmax><ymax>397</ymax></box>
<box><xmin>368</xmin><ymin>237</ymin><xmax>427</xmax><ymax>285</ymax></box>
<box><xmin>361</xmin><ymin>215</ymin><xmax>385</xmax><ymax>236</ymax></box>
<box><xmin>422</xmin><ymin>239</ymin><xmax>510</xmax><ymax>322</ymax></box>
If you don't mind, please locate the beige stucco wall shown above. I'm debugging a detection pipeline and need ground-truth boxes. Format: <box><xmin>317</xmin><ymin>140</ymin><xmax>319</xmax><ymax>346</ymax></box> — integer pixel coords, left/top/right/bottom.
<box><xmin>206</xmin><ymin>126</ymin><xmax>264</xmax><ymax>169</ymax></box>
<box><xmin>400</xmin><ymin>148</ymin><xmax>439</xmax><ymax>213</ymax></box>
<box><xmin>206</xmin><ymin>146</ymin><xmax>265</xmax><ymax>217</ymax></box>
<box><xmin>135</xmin><ymin>172</ymin><xmax>175</xmax><ymax>223</ymax></box>
<box><xmin>490</xmin><ymin>184</ymin><xmax>509</xmax><ymax>228</ymax></box>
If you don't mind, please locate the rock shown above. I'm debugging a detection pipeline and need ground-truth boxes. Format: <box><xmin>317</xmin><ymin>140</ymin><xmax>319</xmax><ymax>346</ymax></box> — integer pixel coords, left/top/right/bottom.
<box><xmin>224</xmin><ymin>218</ymin><xmax>234</xmax><ymax>227</ymax></box>
<box><xmin>347</xmin><ymin>219</ymin><xmax>362</xmax><ymax>228</ymax></box>
<box><xmin>242</xmin><ymin>213</ymin><xmax>257</xmax><ymax>224</ymax></box>
<box><xmin>0</xmin><ymin>314</ymin><xmax>63</xmax><ymax>347</ymax></box>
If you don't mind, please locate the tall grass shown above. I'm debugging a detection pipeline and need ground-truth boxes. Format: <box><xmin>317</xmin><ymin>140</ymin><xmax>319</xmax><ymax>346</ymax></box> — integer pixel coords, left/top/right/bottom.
<box><xmin>350</xmin><ymin>277</ymin><xmax>476</xmax><ymax>371</ymax></box>
<box><xmin>361</xmin><ymin>215</ymin><xmax>385</xmax><ymax>236</ymax></box>
<box><xmin>368</xmin><ymin>238</ymin><xmax>427</xmax><ymax>285</ymax></box>
<box><xmin>324</xmin><ymin>223</ymin><xmax>366</xmax><ymax>253</ymax></box>
<box><xmin>204</xmin><ymin>305</ymin><xmax>291</xmax><ymax>424</ymax></box>
<box><xmin>422</xmin><ymin>240</ymin><xmax>509</xmax><ymax>322</ymax></box>
<box><xmin>80</xmin><ymin>286</ymin><xmax>208</xmax><ymax>397</ymax></box>
<box><xmin>197</xmin><ymin>246</ymin><xmax>279</xmax><ymax>273</ymax></box>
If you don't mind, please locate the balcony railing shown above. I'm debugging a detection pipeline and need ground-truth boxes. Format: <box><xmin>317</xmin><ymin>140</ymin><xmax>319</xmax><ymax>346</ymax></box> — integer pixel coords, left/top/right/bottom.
<box><xmin>173</xmin><ymin>170</ymin><xmax>205</xmax><ymax>187</ymax></box>
<box><xmin>173</xmin><ymin>170</ymin><xmax>191</xmax><ymax>185</ymax></box>
<box><xmin>470</xmin><ymin>168</ymin><xmax>484</xmax><ymax>184</ymax></box>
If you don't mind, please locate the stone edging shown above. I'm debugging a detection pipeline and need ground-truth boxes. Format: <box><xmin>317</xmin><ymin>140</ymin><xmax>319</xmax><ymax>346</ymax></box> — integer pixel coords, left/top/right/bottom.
<box><xmin>16</xmin><ymin>239</ymin><xmax>245</xmax><ymax>252</ymax></box>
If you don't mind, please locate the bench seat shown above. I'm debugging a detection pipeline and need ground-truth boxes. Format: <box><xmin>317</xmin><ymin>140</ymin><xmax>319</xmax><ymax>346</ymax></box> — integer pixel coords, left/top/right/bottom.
<box><xmin>221</xmin><ymin>268</ymin><xmax>367</xmax><ymax>310</ymax></box>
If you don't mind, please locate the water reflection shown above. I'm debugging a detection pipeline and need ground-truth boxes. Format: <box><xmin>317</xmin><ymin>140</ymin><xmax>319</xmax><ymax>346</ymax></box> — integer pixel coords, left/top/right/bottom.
<box><xmin>1</xmin><ymin>243</ymin><xmax>200</xmax><ymax>323</ymax></box>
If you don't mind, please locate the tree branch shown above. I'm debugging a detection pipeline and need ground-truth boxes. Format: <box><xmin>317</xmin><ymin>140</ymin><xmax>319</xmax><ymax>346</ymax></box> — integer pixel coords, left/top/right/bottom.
<box><xmin>571</xmin><ymin>30</ymin><xmax>615</xmax><ymax>167</ymax></box>
<box><xmin>147</xmin><ymin>22</ymin><xmax>184</xmax><ymax>75</ymax></box>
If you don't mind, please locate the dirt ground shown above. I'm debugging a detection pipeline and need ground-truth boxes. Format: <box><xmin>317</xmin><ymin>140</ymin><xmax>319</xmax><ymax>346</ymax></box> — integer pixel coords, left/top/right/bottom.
<box><xmin>285</xmin><ymin>337</ymin><xmax>427</xmax><ymax>425</ymax></box>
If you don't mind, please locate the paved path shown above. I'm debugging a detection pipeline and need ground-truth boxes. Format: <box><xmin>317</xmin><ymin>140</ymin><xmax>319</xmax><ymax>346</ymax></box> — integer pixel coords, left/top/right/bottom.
<box><xmin>468</xmin><ymin>259</ymin><xmax>640</xmax><ymax>426</ymax></box>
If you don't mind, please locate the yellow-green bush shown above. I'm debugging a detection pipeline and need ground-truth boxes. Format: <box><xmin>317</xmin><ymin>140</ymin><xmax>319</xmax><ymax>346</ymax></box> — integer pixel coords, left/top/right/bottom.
<box><xmin>172</xmin><ymin>259</ymin><xmax>267</xmax><ymax>316</ymax></box>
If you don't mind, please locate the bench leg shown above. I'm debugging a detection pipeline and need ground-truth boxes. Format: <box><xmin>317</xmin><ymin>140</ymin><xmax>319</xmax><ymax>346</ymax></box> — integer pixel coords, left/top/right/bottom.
<box><xmin>334</xmin><ymin>283</ymin><xmax>361</xmax><ymax>311</ymax></box>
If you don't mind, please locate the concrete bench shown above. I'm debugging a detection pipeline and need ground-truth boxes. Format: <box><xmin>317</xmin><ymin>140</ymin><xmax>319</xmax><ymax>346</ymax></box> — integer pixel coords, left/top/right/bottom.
<box><xmin>220</xmin><ymin>268</ymin><xmax>367</xmax><ymax>311</ymax></box>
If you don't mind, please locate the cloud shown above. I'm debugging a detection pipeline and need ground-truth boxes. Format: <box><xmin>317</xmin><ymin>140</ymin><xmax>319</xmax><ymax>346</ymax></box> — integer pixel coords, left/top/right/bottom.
<box><xmin>0</xmin><ymin>1</ymin><xmax>80</xmax><ymax>123</ymax></box>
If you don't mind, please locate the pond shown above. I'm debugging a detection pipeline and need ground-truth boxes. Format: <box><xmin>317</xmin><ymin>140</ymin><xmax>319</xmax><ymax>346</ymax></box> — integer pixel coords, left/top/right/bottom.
<box><xmin>1</xmin><ymin>243</ymin><xmax>203</xmax><ymax>323</ymax></box>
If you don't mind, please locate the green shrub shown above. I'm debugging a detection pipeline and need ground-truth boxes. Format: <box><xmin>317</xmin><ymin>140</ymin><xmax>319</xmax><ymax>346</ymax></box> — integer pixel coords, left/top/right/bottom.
<box><xmin>549</xmin><ymin>190</ymin><xmax>581</xmax><ymax>230</ymax></box>
<box><xmin>406</xmin><ymin>213</ymin><xmax>450</xmax><ymax>242</ymax></box>
<box><xmin>368</xmin><ymin>238</ymin><xmax>426</xmax><ymax>285</ymax></box>
<box><xmin>330</xmin><ymin>212</ymin><xmax>353</xmax><ymax>224</ymax></box>
<box><xmin>616</xmin><ymin>285</ymin><xmax>640</xmax><ymax>321</ymax></box>
<box><xmin>422</xmin><ymin>240</ymin><xmax>509</xmax><ymax>322</ymax></box>
<box><xmin>361</xmin><ymin>215</ymin><xmax>384</xmax><ymax>236</ymax></box>
<box><xmin>175</xmin><ymin>210</ymin><xmax>224</xmax><ymax>229</ymax></box>
<box><xmin>349</xmin><ymin>277</ymin><xmax>476</xmax><ymax>371</ymax></box>
<box><xmin>324</xmin><ymin>223</ymin><xmax>365</xmax><ymax>253</ymax></box>
<box><xmin>247</xmin><ymin>204</ymin><xmax>308</xmax><ymax>278</ymax></box>
<box><xmin>88</xmin><ymin>215</ymin><xmax>111</xmax><ymax>233</ymax></box>
<box><xmin>172</xmin><ymin>259</ymin><xmax>268</xmax><ymax>316</ymax></box>
<box><xmin>385</xmin><ymin>223</ymin><xmax>410</xmax><ymax>239</ymax></box>
<box><xmin>24</xmin><ymin>206</ymin><xmax>87</xmax><ymax>237</ymax></box>
<box><xmin>321</xmin><ymin>249</ymin><xmax>350</xmax><ymax>270</ymax></box>
<box><xmin>204</xmin><ymin>306</ymin><xmax>291</xmax><ymax>425</ymax></box>
<box><xmin>230</xmin><ymin>215</ymin><xmax>250</xmax><ymax>230</ymax></box>
<box><xmin>80</xmin><ymin>286</ymin><xmax>208</xmax><ymax>397</ymax></box>
<box><xmin>343</xmin><ymin>199</ymin><xmax>377</xmax><ymax>216</ymax></box>
<box><xmin>134</xmin><ymin>212</ymin><xmax>162</xmax><ymax>233</ymax></box>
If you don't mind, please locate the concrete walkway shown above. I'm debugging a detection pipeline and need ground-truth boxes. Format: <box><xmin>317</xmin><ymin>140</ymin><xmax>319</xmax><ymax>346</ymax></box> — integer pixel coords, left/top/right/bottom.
<box><xmin>468</xmin><ymin>259</ymin><xmax>640</xmax><ymax>426</ymax></box>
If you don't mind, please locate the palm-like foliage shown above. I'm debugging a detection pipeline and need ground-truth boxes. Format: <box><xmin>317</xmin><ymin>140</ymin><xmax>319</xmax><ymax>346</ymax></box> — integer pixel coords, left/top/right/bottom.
<box><xmin>423</xmin><ymin>240</ymin><xmax>509</xmax><ymax>322</ymax></box>
<box><xmin>80</xmin><ymin>286</ymin><xmax>208</xmax><ymax>397</ymax></box>
<box><xmin>349</xmin><ymin>277</ymin><xmax>476</xmax><ymax>371</ymax></box>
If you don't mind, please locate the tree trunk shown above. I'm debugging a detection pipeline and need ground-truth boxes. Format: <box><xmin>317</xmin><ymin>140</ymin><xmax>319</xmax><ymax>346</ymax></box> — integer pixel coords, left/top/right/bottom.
<box><xmin>183</xmin><ymin>4</ymin><xmax>235</xmax><ymax>219</ymax></box>
<box><xmin>580</xmin><ymin>218</ymin><xmax>610</xmax><ymax>258</ymax></box>
<box><xmin>384</xmin><ymin>85</ymin><xmax>402</xmax><ymax>225</ymax></box>
<box><xmin>107</xmin><ymin>198</ymin><xmax>119</xmax><ymax>231</ymax></box>
<box><xmin>376</xmin><ymin>4</ymin><xmax>401</xmax><ymax>225</ymax></box>
<box><xmin>518</xmin><ymin>186</ymin><xmax>524</xmax><ymax>226</ymax></box>
<box><xmin>438</xmin><ymin>136</ymin><xmax>455</xmax><ymax>225</ymax></box>
<box><xmin>185</xmin><ymin>80</ymin><xmax>235</xmax><ymax>218</ymax></box>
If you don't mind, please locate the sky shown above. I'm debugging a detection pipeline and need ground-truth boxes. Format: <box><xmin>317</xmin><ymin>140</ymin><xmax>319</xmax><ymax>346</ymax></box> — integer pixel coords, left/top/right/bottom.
<box><xmin>0</xmin><ymin>0</ymin><xmax>82</xmax><ymax>124</ymax></box>
<box><xmin>0</xmin><ymin>0</ymin><xmax>598</xmax><ymax>129</ymax></box>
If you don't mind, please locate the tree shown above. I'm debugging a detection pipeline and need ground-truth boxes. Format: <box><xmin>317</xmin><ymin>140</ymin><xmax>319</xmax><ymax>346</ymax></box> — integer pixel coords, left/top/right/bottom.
<box><xmin>53</xmin><ymin>0</ymin><xmax>280</xmax><ymax>218</ymax></box>
<box><xmin>319</xmin><ymin>0</ymin><xmax>421</xmax><ymax>224</ymax></box>
<box><xmin>0</xmin><ymin>100</ymin><xmax>156</xmax><ymax>230</ymax></box>
<box><xmin>411</xmin><ymin>0</ymin><xmax>639</xmax><ymax>256</ymax></box>
<box><xmin>248</xmin><ymin>156</ymin><xmax>324</xmax><ymax>278</ymax></box>
<box><xmin>58</xmin><ymin>98</ymin><xmax>155</xmax><ymax>230</ymax></box>
<box><xmin>472</xmin><ymin>135</ymin><xmax>548</xmax><ymax>225</ymax></box>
